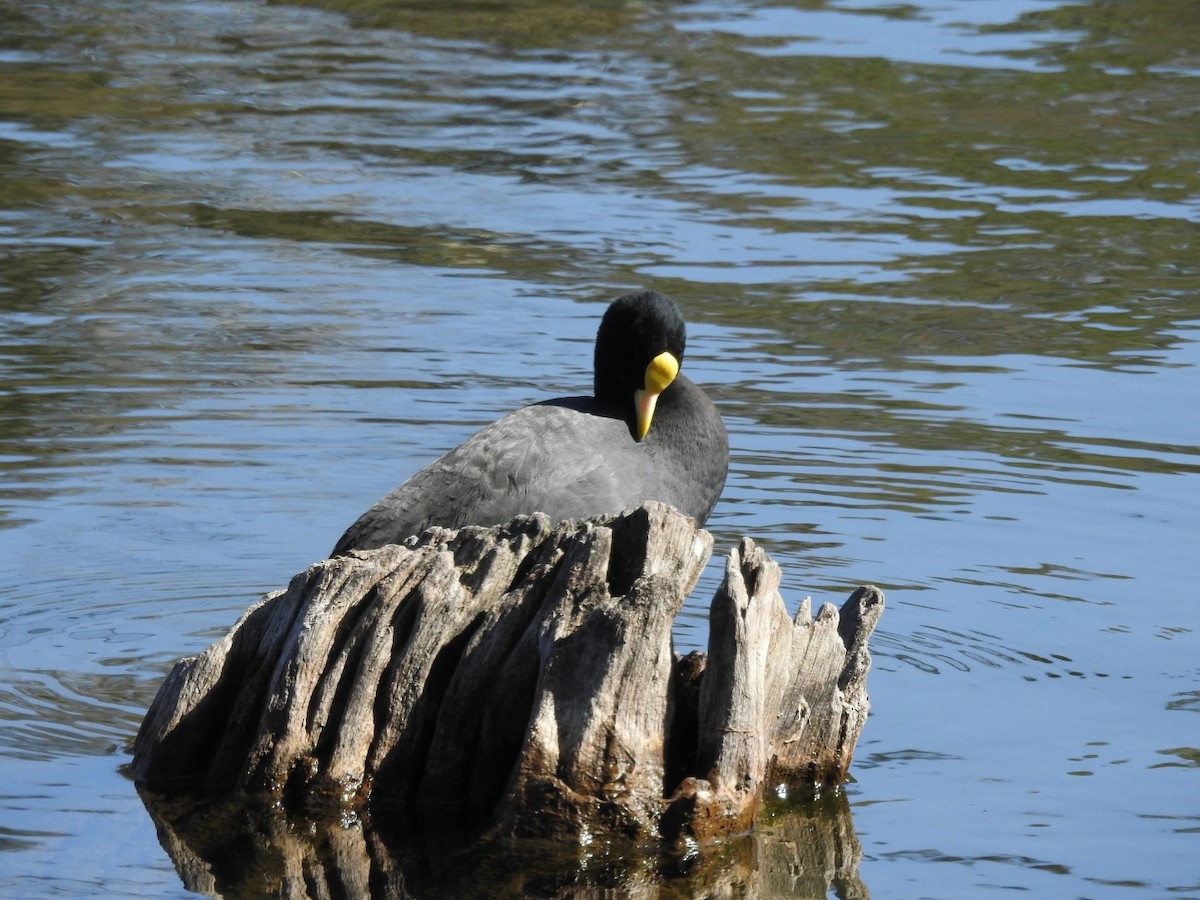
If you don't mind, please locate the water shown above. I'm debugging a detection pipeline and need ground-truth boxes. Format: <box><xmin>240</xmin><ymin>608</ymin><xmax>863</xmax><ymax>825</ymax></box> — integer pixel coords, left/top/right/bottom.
<box><xmin>2</xmin><ymin>0</ymin><xmax>1197</xmax><ymax>895</ymax></box>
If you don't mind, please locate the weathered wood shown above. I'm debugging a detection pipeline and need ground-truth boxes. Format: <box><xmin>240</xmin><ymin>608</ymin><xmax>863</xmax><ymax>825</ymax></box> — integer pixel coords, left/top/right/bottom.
<box><xmin>131</xmin><ymin>501</ymin><xmax>883</xmax><ymax>847</ymax></box>
<box><xmin>665</xmin><ymin>541</ymin><xmax>884</xmax><ymax>842</ymax></box>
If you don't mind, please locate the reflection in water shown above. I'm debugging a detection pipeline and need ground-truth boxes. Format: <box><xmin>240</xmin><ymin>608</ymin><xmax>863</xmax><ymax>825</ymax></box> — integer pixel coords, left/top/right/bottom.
<box><xmin>3</xmin><ymin>0</ymin><xmax>1200</xmax><ymax>896</ymax></box>
<box><xmin>136</xmin><ymin>787</ymin><xmax>867</xmax><ymax>899</ymax></box>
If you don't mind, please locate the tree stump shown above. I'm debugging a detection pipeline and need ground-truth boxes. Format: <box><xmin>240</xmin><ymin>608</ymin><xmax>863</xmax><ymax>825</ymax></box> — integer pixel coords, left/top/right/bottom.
<box><xmin>130</xmin><ymin>502</ymin><xmax>883</xmax><ymax>846</ymax></box>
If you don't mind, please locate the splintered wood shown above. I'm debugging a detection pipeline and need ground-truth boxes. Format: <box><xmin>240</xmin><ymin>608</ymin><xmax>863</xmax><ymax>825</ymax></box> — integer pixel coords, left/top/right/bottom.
<box><xmin>132</xmin><ymin>502</ymin><xmax>883</xmax><ymax>844</ymax></box>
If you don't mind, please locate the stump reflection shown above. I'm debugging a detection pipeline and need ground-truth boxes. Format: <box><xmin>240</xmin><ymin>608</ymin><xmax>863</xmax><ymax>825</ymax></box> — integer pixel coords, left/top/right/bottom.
<box><xmin>136</xmin><ymin>785</ymin><xmax>870</xmax><ymax>899</ymax></box>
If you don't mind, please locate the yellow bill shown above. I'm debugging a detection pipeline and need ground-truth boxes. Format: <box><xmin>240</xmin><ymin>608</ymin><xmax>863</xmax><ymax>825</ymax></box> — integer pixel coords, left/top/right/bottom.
<box><xmin>633</xmin><ymin>351</ymin><xmax>680</xmax><ymax>441</ymax></box>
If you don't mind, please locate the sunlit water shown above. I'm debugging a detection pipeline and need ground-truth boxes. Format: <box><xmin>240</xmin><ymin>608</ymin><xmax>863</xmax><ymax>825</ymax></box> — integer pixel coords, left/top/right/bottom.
<box><xmin>2</xmin><ymin>0</ymin><xmax>1197</xmax><ymax>896</ymax></box>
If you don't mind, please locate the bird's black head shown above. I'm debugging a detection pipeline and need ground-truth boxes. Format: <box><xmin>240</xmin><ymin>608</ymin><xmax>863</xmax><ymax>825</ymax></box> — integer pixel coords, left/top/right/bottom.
<box><xmin>594</xmin><ymin>290</ymin><xmax>687</xmax><ymax>439</ymax></box>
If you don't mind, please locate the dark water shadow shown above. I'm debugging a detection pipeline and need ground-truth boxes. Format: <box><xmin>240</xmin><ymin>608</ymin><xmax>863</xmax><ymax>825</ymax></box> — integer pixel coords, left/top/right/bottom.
<box><xmin>136</xmin><ymin>786</ymin><xmax>869</xmax><ymax>899</ymax></box>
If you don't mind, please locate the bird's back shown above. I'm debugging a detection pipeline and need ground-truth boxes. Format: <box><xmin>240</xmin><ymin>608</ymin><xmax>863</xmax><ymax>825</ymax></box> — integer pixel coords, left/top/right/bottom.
<box><xmin>332</xmin><ymin>380</ymin><xmax>725</xmax><ymax>554</ymax></box>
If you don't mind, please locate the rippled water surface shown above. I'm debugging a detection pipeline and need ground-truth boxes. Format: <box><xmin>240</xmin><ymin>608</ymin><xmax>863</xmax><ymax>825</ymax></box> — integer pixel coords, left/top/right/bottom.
<box><xmin>2</xmin><ymin>0</ymin><xmax>1198</xmax><ymax>896</ymax></box>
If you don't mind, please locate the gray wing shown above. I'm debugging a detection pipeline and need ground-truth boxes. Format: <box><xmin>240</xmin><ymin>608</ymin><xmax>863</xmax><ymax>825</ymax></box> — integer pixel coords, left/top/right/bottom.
<box><xmin>332</xmin><ymin>400</ymin><xmax>654</xmax><ymax>553</ymax></box>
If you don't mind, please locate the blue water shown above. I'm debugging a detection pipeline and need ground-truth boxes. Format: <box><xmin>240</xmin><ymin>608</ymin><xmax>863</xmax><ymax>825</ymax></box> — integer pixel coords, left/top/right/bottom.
<box><xmin>2</xmin><ymin>0</ymin><xmax>1198</xmax><ymax>895</ymax></box>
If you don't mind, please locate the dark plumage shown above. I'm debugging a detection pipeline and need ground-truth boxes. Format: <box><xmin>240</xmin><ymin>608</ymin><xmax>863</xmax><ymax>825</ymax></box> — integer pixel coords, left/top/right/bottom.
<box><xmin>332</xmin><ymin>290</ymin><xmax>728</xmax><ymax>554</ymax></box>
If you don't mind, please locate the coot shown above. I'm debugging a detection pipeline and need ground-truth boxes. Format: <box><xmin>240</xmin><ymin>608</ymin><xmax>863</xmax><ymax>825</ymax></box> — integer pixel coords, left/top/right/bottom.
<box><xmin>333</xmin><ymin>290</ymin><xmax>727</xmax><ymax>554</ymax></box>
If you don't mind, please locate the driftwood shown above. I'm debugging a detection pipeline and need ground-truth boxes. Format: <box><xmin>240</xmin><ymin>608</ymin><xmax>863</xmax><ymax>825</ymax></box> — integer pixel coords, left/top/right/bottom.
<box><xmin>131</xmin><ymin>502</ymin><xmax>883</xmax><ymax>848</ymax></box>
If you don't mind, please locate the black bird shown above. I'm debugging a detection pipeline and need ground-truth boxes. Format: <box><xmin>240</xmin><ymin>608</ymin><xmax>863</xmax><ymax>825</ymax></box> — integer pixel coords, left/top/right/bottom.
<box><xmin>332</xmin><ymin>290</ymin><xmax>728</xmax><ymax>554</ymax></box>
